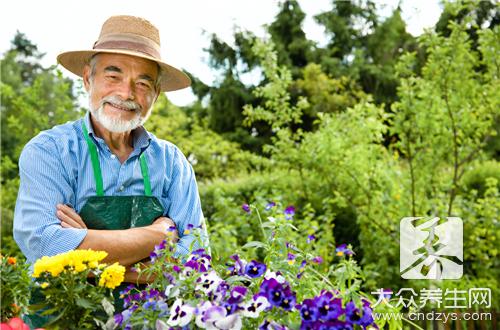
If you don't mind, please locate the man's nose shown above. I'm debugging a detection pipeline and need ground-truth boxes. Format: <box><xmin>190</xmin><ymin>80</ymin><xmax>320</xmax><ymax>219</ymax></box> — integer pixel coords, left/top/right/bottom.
<box><xmin>116</xmin><ymin>79</ymin><xmax>136</xmax><ymax>100</ymax></box>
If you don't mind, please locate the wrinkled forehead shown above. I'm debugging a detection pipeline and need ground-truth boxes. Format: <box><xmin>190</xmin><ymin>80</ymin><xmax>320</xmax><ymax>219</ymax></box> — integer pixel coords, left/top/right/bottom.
<box><xmin>90</xmin><ymin>53</ymin><xmax>160</xmax><ymax>79</ymax></box>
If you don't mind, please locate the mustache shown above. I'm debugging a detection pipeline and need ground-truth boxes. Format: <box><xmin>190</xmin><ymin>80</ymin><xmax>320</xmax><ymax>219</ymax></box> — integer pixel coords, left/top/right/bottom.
<box><xmin>100</xmin><ymin>95</ymin><xmax>142</xmax><ymax>112</ymax></box>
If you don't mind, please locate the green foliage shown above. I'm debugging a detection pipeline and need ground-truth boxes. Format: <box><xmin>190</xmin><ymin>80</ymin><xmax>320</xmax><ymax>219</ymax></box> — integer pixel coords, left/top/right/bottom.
<box><xmin>145</xmin><ymin>96</ymin><xmax>269</xmax><ymax>181</ymax></box>
<box><xmin>1</xmin><ymin>32</ymin><xmax>82</xmax><ymax>257</ymax></box>
<box><xmin>461</xmin><ymin>160</ymin><xmax>500</xmax><ymax>195</ymax></box>
<box><xmin>0</xmin><ymin>256</ymin><xmax>30</xmax><ymax>321</ymax></box>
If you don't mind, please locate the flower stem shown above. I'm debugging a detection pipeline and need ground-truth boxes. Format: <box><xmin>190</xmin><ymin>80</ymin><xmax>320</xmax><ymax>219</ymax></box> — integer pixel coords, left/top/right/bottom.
<box><xmin>308</xmin><ymin>266</ymin><xmax>335</xmax><ymax>288</ymax></box>
<box><xmin>254</xmin><ymin>207</ymin><xmax>268</xmax><ymax>241</ymax></box>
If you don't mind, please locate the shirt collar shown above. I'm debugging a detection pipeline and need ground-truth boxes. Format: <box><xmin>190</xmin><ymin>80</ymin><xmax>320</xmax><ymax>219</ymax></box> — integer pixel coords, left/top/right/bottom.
<box><xmin>83</xmin><ymin>111</ymin><xmax>151</xmax><ymax>150</ymax></box>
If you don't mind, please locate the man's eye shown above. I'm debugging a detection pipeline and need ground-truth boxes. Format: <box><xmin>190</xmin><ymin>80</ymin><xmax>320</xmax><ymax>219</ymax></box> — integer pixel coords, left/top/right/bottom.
<box><xmin>106</xmin><ymin>75</ymin><xmax>119</xmax><ymax>80</ymax></box>
<box><xmin>137</xmin><ymin>81</ymin><xmax>152</xmax><ymax>89</ymax></box>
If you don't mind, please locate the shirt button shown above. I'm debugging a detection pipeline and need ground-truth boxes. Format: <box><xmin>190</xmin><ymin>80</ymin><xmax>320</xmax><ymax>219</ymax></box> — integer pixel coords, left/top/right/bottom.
<box><xmin>110</xmin><ymin>154</ymin><xmax>116</xmax><ymax>159</ymax></box>
<box><xmin>119</xmin><ymin>185</ymin><xmax>125</xmax><ymax>191</ymax></box>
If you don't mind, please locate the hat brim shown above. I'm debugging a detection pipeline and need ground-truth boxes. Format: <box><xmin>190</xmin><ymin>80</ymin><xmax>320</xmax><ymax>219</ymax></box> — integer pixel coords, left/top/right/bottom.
<box><xmin>57</xmin><ymin>49</ymin><xmax>191</xmax><ymax>92</ymax></box>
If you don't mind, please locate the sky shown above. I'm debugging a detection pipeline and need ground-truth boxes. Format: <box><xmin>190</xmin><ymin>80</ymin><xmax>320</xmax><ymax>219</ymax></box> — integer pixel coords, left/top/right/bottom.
<box><xmin>0</xmin><ymin>0</ymin><xmax>443</xmax><ymax>106</ymax></box>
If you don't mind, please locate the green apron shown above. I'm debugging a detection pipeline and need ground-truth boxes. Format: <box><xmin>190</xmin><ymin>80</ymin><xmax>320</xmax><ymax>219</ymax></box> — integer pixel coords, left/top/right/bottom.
<box><xmin>26</xmin><ymin>122</ymin><xmax>164</xmax><ymax>328</ymax></box>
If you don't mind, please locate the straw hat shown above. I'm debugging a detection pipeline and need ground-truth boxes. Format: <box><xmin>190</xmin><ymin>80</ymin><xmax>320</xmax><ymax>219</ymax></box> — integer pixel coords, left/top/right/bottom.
<box><xmin>57</xmin><ymin>15</ymin><xmax>191</xmax><ymax>92</ymax></box>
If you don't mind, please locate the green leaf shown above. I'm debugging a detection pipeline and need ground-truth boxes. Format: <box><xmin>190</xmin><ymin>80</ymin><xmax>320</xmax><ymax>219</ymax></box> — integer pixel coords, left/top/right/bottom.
<box><xmin>76</xmin><ymin>297</ymin><xmax>93</xmax><ymax>309</ymax></box>
<box><xmin>242</xmin><ymin>241</ymin><xmax>268</xmax><ymax>250</ymax></box>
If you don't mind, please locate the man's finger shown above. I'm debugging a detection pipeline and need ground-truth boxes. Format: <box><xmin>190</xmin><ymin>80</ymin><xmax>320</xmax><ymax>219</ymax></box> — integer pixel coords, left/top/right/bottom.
<box><xmin>56</xmin><ymin>204</ymin><xmax>87</xmax><ymax>228</ymax></box>
<box><xmin>56</xmin><ymin>209</ymin><xmax>87</xmax><ymax>229</ymax></box>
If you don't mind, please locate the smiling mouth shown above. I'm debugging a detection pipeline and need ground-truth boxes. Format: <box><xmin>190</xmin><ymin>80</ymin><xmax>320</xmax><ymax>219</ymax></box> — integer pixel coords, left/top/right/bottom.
<box><xmin>105</xmin><ymin>102</ymin><xmax>137</xmax><ymax>112</ymax></box>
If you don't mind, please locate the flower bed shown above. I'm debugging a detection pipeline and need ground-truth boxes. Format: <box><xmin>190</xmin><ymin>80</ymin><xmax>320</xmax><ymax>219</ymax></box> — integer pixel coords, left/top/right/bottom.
<box><xmin>2</xmin><ymin>203</ymin><xmax>402</xmax><ymax>329</ymax></box>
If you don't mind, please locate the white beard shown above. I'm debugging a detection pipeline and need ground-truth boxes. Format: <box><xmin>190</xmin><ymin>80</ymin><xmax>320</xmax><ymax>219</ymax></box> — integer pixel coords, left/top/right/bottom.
<box><xmin>90</xmin><ymin>102</ymin><xmax>144</xmax><ymax>133</ymax></box>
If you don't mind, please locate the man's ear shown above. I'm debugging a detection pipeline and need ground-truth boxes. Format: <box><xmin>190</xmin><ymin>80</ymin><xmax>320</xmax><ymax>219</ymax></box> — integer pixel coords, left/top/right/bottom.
<box><xmin>82</xmin><ymin>65</ymin><xmax>91</xmax><ymax>92</ymax></box>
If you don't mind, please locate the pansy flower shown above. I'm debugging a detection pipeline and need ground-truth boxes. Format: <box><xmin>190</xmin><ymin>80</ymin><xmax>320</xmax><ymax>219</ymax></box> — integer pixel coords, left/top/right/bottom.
<box><xmin>167</xmin><ymin>299</ymin><xmax>194</xmax><ymax>327</ymax></box>
<box><xmin>299</xmin><ymin>298</ymin><xmax>319</xmax><ymax>322</ymax></box>
<box><xmin>196</xmin><ymin>270</ymin><xmax>223</xmax><ymax>294</ymax></box>
<box><xmin>245</xmin><ymin>260</ymin><xmax>267</xmax><ymax>278</ymax></box>
<box><xmin>345</xmin><ymin>301</ymin><xmax>374</xmax><ymax>328</ymax></box>
<box><xmin>198</xmin><ymin>304</ymin><xmax>242</xmax><ymax>330</ymax></box>
<box><xmin>316</xmin><ymin>292</ymin><xmax>344</xmax><ymax>321</ymax></box>
<box><xmin>242</xmin><ymin>203</ymin><xmax>251</xmax><ymax>213</ymax></box>
<box><xmin>307</xmin><ymin>235</ymin><xmax>316</xmax><ymax>243</ymax></box>
<box><xmin>284</xmin><ymin>205</ymin><xmax>295</xmax><ymax>220</ymax></box>
<box><xmin>241</xmin><ymin>296</ymin><xmax>271</xmax><ymax>318</ymax></box>
<box><xmin>227</xmin><ymin>254</ymin><xmax>246</xmax><ymax>276</ymax></box>
<box><xmin>312</xmin><ymin>256</ymin><xmax>323</xmax><ymax>264</ymax></box>
<box><xmin>265</xmin><ymin>201</ymin><xmax>276</xmax><ymax>210</ymax></box>
<box><xmin>259</xmin><ymin>319</ymin><xmax>289</xmax><ymax>330</ymax></box>
<box><xmin>335</xmin><ymin>244</ymin><xmax>354</xmax><ymax>257</ymax></box>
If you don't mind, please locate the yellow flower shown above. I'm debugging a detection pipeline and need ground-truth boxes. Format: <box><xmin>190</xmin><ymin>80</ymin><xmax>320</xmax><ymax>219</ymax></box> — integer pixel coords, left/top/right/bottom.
<box><xmin>99</xmin><ymin>263</ymin><xmax>125</xmax><ymax>289</ymax></box>
<box><xmin>336</xmin><ymin>251</ymin><xmax>344</xmax><ymax>257</ymax></box>
<box><xmin>74</xmin><ymin>262</ymin><xmax>87</xmax><ymax>273</ymax></box>
<box><xmin>40</xmin><ymin>282</ymin><xmax>49</xmax><ymax>289</ymax></box>
<box><xmin>33</xmin><ymin>249</ymin><xmax>108</xmax><ymax>277</ymax></box>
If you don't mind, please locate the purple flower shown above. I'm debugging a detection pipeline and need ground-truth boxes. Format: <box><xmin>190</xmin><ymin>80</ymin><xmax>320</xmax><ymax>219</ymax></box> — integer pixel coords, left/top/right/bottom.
<box><xmin>318</xmin><ymin>321</ymin><xmax>353</xmax><ymax>330</ymax></box>
<box><xmin>259</xmin><ymin>277</ymin><xmax>296</xmax><ymax>311</ymax></box>
<box><xmin>114</xmin><ymin>313</ymin><xmax>123</xmax><ymax>326</ymax></box>
<box><xmin>307</xmin><ymin>235</ymin><xmax>316</xmax><ymax>243</ymax></box>
<box><xmin>316</xmin><ymin>292</ymin><xmax>344</xmax><ymax>321</ymax></box>
<box><xmin>280</xmin><ymin>285</ymin><xmax>296</xmax><ymax>311</ymax></box>
<box><xmin>265</xmin><ymin>201</ymin><xmax>276</xmax><ymax>210</ymax></box>
<box><xmin>227</xmin><ymin>286</ymin><xmax>248</xmax><ymax>305</ymax></box>
<box><xmin>336</xmin><ymin>244</ymin><xmax>354</xmax><ymax>257</ymax></box>
<box><xmin>172</xmin><ymin>265</ymin><xmax>181</xmax><ymax>273</ymax></box>
<box><xmin>297</xmin><ymin>260</ymin><xmax>307</xmax><ymax>279</ymax></box>
<box><xmin>227</xmin><ymin>254</ymin><xmax>246</xmax><ymax>276</ymax></box>
<box><xmin>242</xmin><ymin>203</ymin><xmax>251</xmax><ymax>213</ymax></box>
<box><xmin>312</xmin><ymin>256</ymin><xmax>323</xmax><ymax>264</ymax></box>
<box><xmin>284</xmin><ymin>205</ymin><xmax>295</xmax><ymax>220</ymax></box>
<box><xmin>259</xmin><ymin>319</ymin><xmax>289</xmax><ymax>330</ymax></box>
<box><xmin>260</xmin><ymin>278</ymin><xmax>284</xmax><ymax>307</ymax></box>
<box><xmin>346</xmin><ymin>301</ymin><xmax>373</xmax><ymax>327</ymax></box>
<box><xmin>299</xmin><ymin>299</ymin><xmax>319</xmax><ymax>322</ymax></box>
<box><xmin>245</xmin><ymin>260</ymin><xmax>267</xmax><ymax>278</ymax></box>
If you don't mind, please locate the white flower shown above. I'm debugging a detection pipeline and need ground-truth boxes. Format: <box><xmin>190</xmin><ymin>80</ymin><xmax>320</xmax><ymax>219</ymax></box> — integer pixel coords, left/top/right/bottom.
<box><xmin>167</xmin><ymin>299</ymin><xmax>194</xmax><ymax>327</ymax></box>
<box><xmin>202</xmin><ymin>305</ymin><xmax>242</xmax><ymax>330</ymax></box>
<box><xmin>264</xmin><ymin>270</ymin><xmax>286</xmax><ymax>284</ymax></box>
<box><xmin>195</xmin><ymin>301</ymin><xmax>213</xmax><ymax>328</ymax></box>
<box><xmin>212</xmin><ymin>313</ymin><xmax>242</xmax><ymax>330</ymax></box>
<box><xmin>196</xmin><ymin>270</ymin><xmax>222</xmax><ymax>294</ymax></box>
<box><xmin>164</xmin><ymin>284</ymin><xmax>180</xmax><ymax>298</ymax></box>
<box><xmin>241</xmin><ymin>296</ymin><xmax>271</xmax><ymax>318</ymax></box>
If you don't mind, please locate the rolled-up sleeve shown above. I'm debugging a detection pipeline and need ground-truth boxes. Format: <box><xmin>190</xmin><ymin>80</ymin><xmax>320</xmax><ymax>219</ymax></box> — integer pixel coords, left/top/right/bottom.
<box><xmin>13</xmin><ymin>138</ymin><xmax>87</xmax><ymax>265</ymax></box>
<box><xmin>166</xmin><ymin>148</ymin><xmax>209</xmax><ymax>258</ymax></box>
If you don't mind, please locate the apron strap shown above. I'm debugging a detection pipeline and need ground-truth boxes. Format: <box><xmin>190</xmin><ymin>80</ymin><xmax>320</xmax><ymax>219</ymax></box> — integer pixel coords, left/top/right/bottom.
<box><xmin>139</xmin><ymin>153</ymin><xmax>152</xmax><ymax>197</ymax></box>
<box><xmin>82</xmin><ymin>121</ymin><xmax>104</xmax><ymax>196</ymax></box>
<box><xmin>81</xmin><ymin>121</ymin><xmax>153</xmax><ymax>196</ymax></box>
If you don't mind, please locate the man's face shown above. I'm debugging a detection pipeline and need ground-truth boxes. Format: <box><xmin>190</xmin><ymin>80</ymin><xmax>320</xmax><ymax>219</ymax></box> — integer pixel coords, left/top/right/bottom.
<box><xmin>83</xmin><ymin>53</ymin><xmax>160</xmax><ymax>133</ymax></box>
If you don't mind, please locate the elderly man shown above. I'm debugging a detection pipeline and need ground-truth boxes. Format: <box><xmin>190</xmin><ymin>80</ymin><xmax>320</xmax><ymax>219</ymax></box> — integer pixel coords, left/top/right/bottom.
<box><xmin>13</xmin><ymin>15</ymin><xmax>208</xmax><ymax>283</ymax></box>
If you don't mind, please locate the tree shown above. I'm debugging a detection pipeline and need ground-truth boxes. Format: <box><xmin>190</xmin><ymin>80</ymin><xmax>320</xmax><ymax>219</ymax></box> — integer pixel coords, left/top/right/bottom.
<box><xmin>1</xmin><ymin>32</ymin><xmax>82</xmax><ymax>255</ymax></box>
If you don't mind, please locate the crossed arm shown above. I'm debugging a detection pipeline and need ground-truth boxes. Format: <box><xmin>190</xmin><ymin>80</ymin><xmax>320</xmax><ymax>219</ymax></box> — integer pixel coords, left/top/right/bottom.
<box><xmin>56</xmin><ymin>204</ymin><xmax>178</xmax><ymax>282</ymax></box>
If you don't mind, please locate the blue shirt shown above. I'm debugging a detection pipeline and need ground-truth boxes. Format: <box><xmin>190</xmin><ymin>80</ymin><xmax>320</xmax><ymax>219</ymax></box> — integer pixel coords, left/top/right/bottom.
<box><xmin>14</xmin><ymin>112</ymin><xmax>207</xmax><ymax>265</ymax></box>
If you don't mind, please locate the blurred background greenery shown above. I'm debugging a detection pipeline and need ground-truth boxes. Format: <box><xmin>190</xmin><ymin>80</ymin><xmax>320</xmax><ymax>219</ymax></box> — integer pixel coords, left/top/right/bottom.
<box><xmin>1</xmin><ymin>0</ymin><xmax>498</xmax><ymax>309</ymax></box>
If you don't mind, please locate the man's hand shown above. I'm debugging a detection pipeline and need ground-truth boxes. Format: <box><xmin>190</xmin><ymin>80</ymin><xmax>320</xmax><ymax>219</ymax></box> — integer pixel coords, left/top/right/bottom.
<box><xmin>56</xmin><ymin>205</ymin><xmax>179</xmax><ymax>242</ymax></box>
<box><xmin>55</xmin><ymin>205</ymin><xmax>179</xmax><ymax>265</ymax></box>
<box><xmin>152</xmin><ymin>216</ymin><xmax>179</xmax><ymax>243</ymax></box>
<box><xmin>56</xmin><ymin>204</ymin><xmax>87</xmax><ymax>229</ymax></box>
